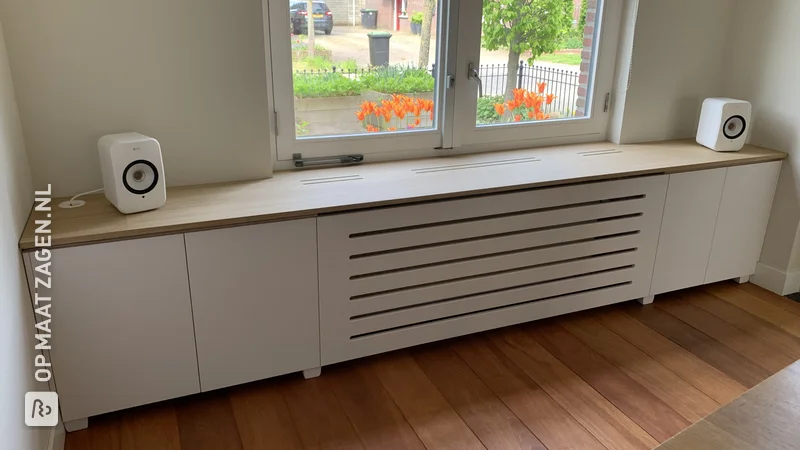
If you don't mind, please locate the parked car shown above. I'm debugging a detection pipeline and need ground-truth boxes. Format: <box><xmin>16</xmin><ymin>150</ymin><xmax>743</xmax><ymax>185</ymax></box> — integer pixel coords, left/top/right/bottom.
<box><xmin>290</xmin><ymin>1</ymin><xmax>333</xmax><ymax>35</ymax></box>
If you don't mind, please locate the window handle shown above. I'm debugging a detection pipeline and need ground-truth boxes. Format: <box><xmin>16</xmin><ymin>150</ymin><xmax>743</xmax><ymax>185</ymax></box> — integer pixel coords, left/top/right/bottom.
<box><xmin>468</xmin><ymin>63</ymin><xmax>483</xmax><ymax>98</ymax></box>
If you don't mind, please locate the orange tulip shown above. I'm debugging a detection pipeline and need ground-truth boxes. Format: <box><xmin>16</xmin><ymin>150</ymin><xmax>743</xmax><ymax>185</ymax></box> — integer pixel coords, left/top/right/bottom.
<box><xmin>512</xmin><ymin>88</ymin><xmax>526</xmax><ymax>102</ymax></box>
<box><xmin>537</xmin><ymin>82</ymin><xmax>547</xmax><ymax>94</ymax></box>
<box><xmin>514</xmin><ymin>114</ymin><xmax>522</xmax><ymax>122</ymax></box>
<box><xmin>527</xmin><ymin>111</ymin><xmax>534</xmax><ymax>119</ymax></box>
<box><xmin>414</xmin><ymin>117</ymin><xmax>421</xmax><ymax>126</ymax></box>
<box><xmin>355</xmin><ymin>110</ymin><xmax>366</xmax><ymax>121</ymax></box>
<box><xmin>494</xmin><ymin>104</ymin><xmax>505</xmax><ymax>116</ymax></box>
<box><xmin>546</xmin><ymin>94</ymin><xmax>556</xmax><ymax>105</ymax></box>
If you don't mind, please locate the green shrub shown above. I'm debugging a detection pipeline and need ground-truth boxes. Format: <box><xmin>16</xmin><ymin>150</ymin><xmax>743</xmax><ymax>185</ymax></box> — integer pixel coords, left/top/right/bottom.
<box><xmin>411</xmin><ymin>11</ymin><xmax>424</xmax><ymax>24</ymax></box>
<box><xmin>361</xmin><ymin>65</ymin><xmax>435</xmax><ymax>94</ymax></box>
<box><xmin>476</xmin><ymin>95</ymin><xmax>504</xmax><ymax>124</ymax></box>
<box><xmin>337</xmin><ymin>58</ymin><xmax>359</xmax><ymax>72</ymax></box>
<box><xmin>291</xmin><ymin>43</ymin><xmax>333</xmax><ymax>62</ymax></box>
<box><xmin>303</xmin><ymin>55</ymin><xmax>333</xmax><ymax>70</ymax></box>
<box><xmin>558</xmin><ymin>34</ymin><xmax>583</xmax><ymax>50</ymax></box>
<box><xmin>293</xmin><ymin>73</ymin><xmax>362</xmax><ymax>98</ymax></box>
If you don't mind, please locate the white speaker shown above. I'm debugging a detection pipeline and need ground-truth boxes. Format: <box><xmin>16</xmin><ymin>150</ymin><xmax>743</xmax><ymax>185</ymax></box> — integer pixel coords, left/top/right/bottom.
<box><xmin>696</xmin><ymin>98</ymin><xmax>751</xmax><ymax>152</ymax></box>
<box><xmin>98</xmin><ymin>133</ymin><xmax>167</xmax><ymax>214</ymax></box>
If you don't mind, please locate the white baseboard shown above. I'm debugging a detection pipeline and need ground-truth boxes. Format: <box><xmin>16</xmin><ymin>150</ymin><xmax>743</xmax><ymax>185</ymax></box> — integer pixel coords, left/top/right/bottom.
<box><xmin>752</xmin><ymin>262</ymin><xmax>800</xmax><ymax>295</ymax></box>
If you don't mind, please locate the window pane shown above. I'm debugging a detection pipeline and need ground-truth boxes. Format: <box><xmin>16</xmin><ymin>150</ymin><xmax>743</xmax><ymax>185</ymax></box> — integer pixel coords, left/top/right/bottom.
<box><xmin>476</xmin><ymin>0</ymin><xmax>599</xmax><ymax>126</ymax></box>
<box><xmin>288</xmin><ymin>0</ymin><xmax>441</xmax><ymax>138</ymax></box>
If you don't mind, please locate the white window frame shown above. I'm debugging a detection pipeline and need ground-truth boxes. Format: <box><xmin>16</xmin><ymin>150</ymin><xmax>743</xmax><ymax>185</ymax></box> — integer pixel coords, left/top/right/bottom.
<box><xmin>265</xmin><ymin>0</ymin><xmax>623</xmax><ymax>164</ymax></box>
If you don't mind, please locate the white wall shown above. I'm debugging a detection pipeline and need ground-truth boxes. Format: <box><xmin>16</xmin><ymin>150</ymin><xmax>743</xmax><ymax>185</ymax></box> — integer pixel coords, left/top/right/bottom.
<box><xmin>723</xmin><ymin>0</ymin><xmax>800</xmax><ymax>293</ymax></box>
<box><xmin>613</xmin><ymin>0</ymin><xmax>733</xmax><ymax>143</ymax></box>
<box><xmin>0</xmin><ymin>18</ymin><xmax>52</xmax><ymax>450</ymax></box>
<box><xmin>0</xmin><ymin>0</ymin><xmax>273</xmax><ymax>197</ymax></box>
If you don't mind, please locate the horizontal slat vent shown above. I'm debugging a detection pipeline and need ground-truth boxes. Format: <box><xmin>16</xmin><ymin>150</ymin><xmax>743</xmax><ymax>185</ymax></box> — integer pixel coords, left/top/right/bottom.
<box><xmin>350</xmin><ymin>282</ymin><xmax>632</xmax><ymax>340</ymax></box>
<box><xmin>301</xmin><ymin>175</ymin><xmax>363</xmax><ymax>185</ymax></box>
<box><xmin>412</xmin><ymin>157</ymin><xmax>541</xmax><ymax>174</ymax></box>
<box><xmin>317</xmin><ymin>175</ymin><xmax>668</xmax><ymax>365</ymax></box>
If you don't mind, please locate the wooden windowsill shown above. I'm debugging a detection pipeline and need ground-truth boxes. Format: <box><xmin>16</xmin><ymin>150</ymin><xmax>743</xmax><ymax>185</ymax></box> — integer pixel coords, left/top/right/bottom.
<box><xmin>19</xmin><ymin>139</ymin><xmax>787</xmax><ymax>250</ymax></box>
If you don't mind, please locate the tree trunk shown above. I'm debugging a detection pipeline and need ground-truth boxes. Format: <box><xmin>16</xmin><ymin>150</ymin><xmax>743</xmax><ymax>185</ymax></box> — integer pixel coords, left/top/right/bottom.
<box><xmin>504</xmin><ymin>48</ymin><xmax>520</xmax><ymax>101</ymax></box>
<box><xmin>418</xmin><ymin>0</ymin><xmax>436</xmax><ymax>69</ymax></box>
<box><xmin>307</xmin><ymin>0</ymin><xmax>316</xmax><ymax>58</ymax></box>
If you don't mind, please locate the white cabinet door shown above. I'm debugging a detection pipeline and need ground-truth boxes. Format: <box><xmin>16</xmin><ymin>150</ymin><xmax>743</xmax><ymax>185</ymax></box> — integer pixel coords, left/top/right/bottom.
<box><xmin>706</xmin><ymin>161</ymin><xmax>782</xmax><ymax>283</ymax></box>
<box><xmin>185</xmin><ymin>219</ymin><xmax>320</xmax><ymax>392</ymax></box>
<box><xmin>47</xmin><ymin>235</ymin><xmax>200</xmax><ymax>422</ymax></box>
<box><xmin>650</xmin><ymin>169</ymin><xmax>726</xmax><ymax>295</ymax></box>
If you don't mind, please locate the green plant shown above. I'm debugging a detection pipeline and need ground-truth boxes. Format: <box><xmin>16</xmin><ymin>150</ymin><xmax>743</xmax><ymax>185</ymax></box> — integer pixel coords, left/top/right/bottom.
<box><xmin>291</xmin><ymin>43</ymin><xmax>333</xmax><ymax>62</ymax></box>
<box><xmin>411</xmin><ymin>11</ymin><xmax>424</xmax><ymax>24</ymax></box>
<box><xmin>477</xmin><ymin>95</ymin><xmax>504</xmax><ymax>124</ymax></box>
<box><xmin>292</xmin><ymin>73</ymin><xmax>362</xmax><ymax>98</ymax></box>
<box><xmin>295</xmin><ymin>120</ymin><xmax>310</xmax><ymax>136</ymax></box>
<box><xmin>337</xmin><ymin>58</ymin><xmax>359</xmax><ymax>72</ymax></box>
<box><xmin>557</xmin><ymin>34</ymin><xmax>583</xmax><ymax>50</ymax></box>
<box><xmin>303</xmin><ymin>55</ymin><xmax>333</xmax><ymax>70</ymax></box>
<box><xmin>361</xmin><ymin>66</ymin><xmax>435</xmax><ymax>94</ymax></box>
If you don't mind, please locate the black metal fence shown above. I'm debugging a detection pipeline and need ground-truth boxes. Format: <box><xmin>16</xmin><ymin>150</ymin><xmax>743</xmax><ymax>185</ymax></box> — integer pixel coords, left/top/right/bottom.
<box><xmin>478</xmin><ymin>62</ymin><xmax>580</xmax><ymax>113</ymax></box>
<box><xmin>294</xmin><ymin>62</ymin><xmax>580</xmax><ymax>112</ymax></box>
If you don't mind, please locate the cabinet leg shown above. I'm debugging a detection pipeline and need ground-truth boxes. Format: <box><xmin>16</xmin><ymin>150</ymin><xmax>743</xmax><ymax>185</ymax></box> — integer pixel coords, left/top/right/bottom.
<box><xmin>64</xmin><ymin>418</ymin><xmax>89</xmax><ymax>432</ymax></box>
<box><xmin>303</xmin><ymin>367</ymin><xmax>322</xmax><ymax>379</ymax></box>
<box><xmin>638</xmin><ymin>295</ymin><xmax>655</xmax><ymax>305</ymax></box>
<box><xmin>736</xmin><ymin>275</ymin><xmax>751</xmax><ymax>284</ymax></box>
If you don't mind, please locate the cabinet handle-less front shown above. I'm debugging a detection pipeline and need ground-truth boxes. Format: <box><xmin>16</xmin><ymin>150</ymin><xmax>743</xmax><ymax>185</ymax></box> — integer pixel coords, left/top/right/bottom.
<box><xmin>468</xmin><ymin>63</ymin><xmax>483</xmax><ymax>98</ymax></box>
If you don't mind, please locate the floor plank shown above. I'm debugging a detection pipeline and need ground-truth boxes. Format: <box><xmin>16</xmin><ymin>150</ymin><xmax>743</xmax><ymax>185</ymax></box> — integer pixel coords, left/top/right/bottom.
<box><xmin>657</xmin><ymin>293</ymin><xmax>795</xmax><ymax>373</ymax></box>
<box><xmin>688</xmin><ymin>289</ymin><xmax>800</xmax><ymax>361</ymax></box>
<box><xmin>175</xmin><ymin>392</ymin><xmax>243</xmax><ymax>450</ymax></box>
<box><xmin>738</xmin><ymin>282</ymin><xmax>800</xmax><ymax>317</ymax></box>
<box><xmin>452</xmin><ymin>335</ymin><xmax>606</xmax><ymax>450</ymax></box>
<box><xmin>65</xmin><ymin>415</ymin><xmax>121</xmax><ymax>450</ymax></box>
<box><xmin>328</xmin><ymin>363</ymin><xmax>426</xmax><ymax>450</ymax></box>
<box><xmin>413</xmin><ymin>344</ymin><xmax>548</xmax><ymax>450</ymax></box>
<box><xmin>282</xmin><ymin>376</ymin><xmax>365</xmax><ymax>450</ymax></box>
<box><xmin>704</xmin><ymin>283</ymin><xmax>800</xmax><ymax>338</ymax></box>
<box><xmin>529</xmin><ymin>321</ymin><xmax>690</xmax><ymax>442</ymax></box>
<box><xmin>559</xmin><ymin>314</ymin><xmax>719</xmax><ymax>423</ymax></box>
<box><xmin>493</xmin><ymin>327</ymin><xmax>659</xmax><ymax>450</ymax></box>
<box><xmin>228</xmin><ymin>380</ymin><xmax>304</xmax><ymax>450</ymax></box>
<box><xmin>371</xmin><ymin>352</ymin><xmax>486</xmax><ymax>450</ymax></box>
<box><xmin>120</xmin><ymin>404</ymin><xmax>181</xmax><ymax>450</ymax></box>
<box><xmin>594</xmin><ymin>309</ymin><xmax>747</xmax><ymax>404</ymax></box>
<box><xmin>622</xmin><ymin>304</ymin><xmax>771</xmax><ymax>388</ymax></box>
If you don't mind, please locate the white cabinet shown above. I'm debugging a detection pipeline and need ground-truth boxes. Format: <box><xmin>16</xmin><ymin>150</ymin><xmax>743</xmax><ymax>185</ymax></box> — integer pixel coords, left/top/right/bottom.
<box><xmin>705</xmin><ymin>161</ymin><xmax>782</xmax><ymax>283</ymax></box>
<box><xmin>43</xmin><ymin>235</ymin><xmax>200</xmax><ymax>423</ymax></box>
<box><xmin>650</xmin><ymin>169</ymin><xmax>726</xmax><ymax>295</ymax></box>
<box><xmin>650</xmin><ymin>162</ymin><xmax>781</xmax><ymax>295</ymax></box>
<box><xmin>185</xmin><ymin>219</ymin><xmax>320</xmax><ymax>392</ymax></box>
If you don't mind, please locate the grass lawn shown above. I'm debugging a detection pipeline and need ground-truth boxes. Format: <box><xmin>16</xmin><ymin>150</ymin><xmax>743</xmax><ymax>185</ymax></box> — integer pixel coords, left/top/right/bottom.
<box><xmin>537</xmin><ymin>53</ymin><xmax>581</xmax><ymax>66</ymax></box>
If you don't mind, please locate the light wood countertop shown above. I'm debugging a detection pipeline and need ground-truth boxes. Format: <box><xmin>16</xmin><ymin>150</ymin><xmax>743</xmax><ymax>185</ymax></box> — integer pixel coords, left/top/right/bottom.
<box><xmin>20</xmin><ymin>139</ymin><xmax>786</xmax><ymax>250</ymax></box>
<box><xmin>657</xmin><ymin>359</ymin><xmax>800</xmax><ymax>450</ymax></box>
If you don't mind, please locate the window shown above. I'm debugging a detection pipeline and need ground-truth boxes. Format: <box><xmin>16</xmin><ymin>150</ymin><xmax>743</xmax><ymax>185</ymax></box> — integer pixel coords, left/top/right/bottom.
<box><xmin>266</xmin><ymin>0</ymin><xmax>622</xmax><ymax>163</ymax></box>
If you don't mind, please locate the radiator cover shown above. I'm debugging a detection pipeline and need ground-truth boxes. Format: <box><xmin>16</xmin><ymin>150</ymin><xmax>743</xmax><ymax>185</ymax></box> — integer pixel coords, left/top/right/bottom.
<box><xmin>318</xmin><ymin>176</ymin><xmax>668</xmax><ymax>364</ymax></box>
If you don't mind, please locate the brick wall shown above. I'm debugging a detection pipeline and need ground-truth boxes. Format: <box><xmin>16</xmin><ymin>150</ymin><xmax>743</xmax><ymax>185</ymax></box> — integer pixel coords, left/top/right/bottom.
<box><xmin>326</xmin><ymin>0</ymin><xmax>367</xmax><ymax>25</ymax></box>
<box><xmin>576</xmin><ymin>0</ymin><xmax>597</xmax><ymax>116</ymax></box>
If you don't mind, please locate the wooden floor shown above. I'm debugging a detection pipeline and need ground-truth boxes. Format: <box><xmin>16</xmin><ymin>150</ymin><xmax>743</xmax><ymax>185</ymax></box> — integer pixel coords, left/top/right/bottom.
<box><xmin>65</xmin><ymin>282</ymin><xmax>800</xmax><ymax>450</ymax></box>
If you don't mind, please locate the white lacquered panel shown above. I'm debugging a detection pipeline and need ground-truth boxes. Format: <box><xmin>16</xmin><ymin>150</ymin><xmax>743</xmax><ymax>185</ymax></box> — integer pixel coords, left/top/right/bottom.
<box><xmin>185</xmin><ymin>219</ymin><xmax>320</xmax><ymax>392</ymax></box>
<box><xmin>705</xmin><ymin>162</ymin><xmax>781</xmax><ymax>284</ymax></box>
<box><xmin>650</xmin><ymin>168</ymin><xmax>726</xmax><ymax>295</ymax></box>
<box><xmin>47</xmin><ymin>235</ymin><xmax>200</xmax><ymax>422</ymax></box>
<box><xmin>318</xmin><ymin>176</ymin><xmax>668</xmax><ymax>364</ymax></box>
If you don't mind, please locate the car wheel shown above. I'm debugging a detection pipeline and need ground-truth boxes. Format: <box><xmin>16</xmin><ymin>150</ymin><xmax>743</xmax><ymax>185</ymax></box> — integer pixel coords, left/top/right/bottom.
<box><xmin>324</xmin><ymin>26</ymin><xmax>332</xmax><ymax>35</ymax></box>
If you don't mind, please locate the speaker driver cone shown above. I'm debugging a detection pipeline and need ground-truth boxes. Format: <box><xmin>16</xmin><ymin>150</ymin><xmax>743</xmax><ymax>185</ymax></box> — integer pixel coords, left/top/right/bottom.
<box><xmin>723</xmin><ymin>115</ymin><xmax>747</xmax><ymax>140</ymax></box>
<box><xmin>122</xmin><ymin>160</ymin><xmax>159</xmax><ymax>195</ymax></box>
